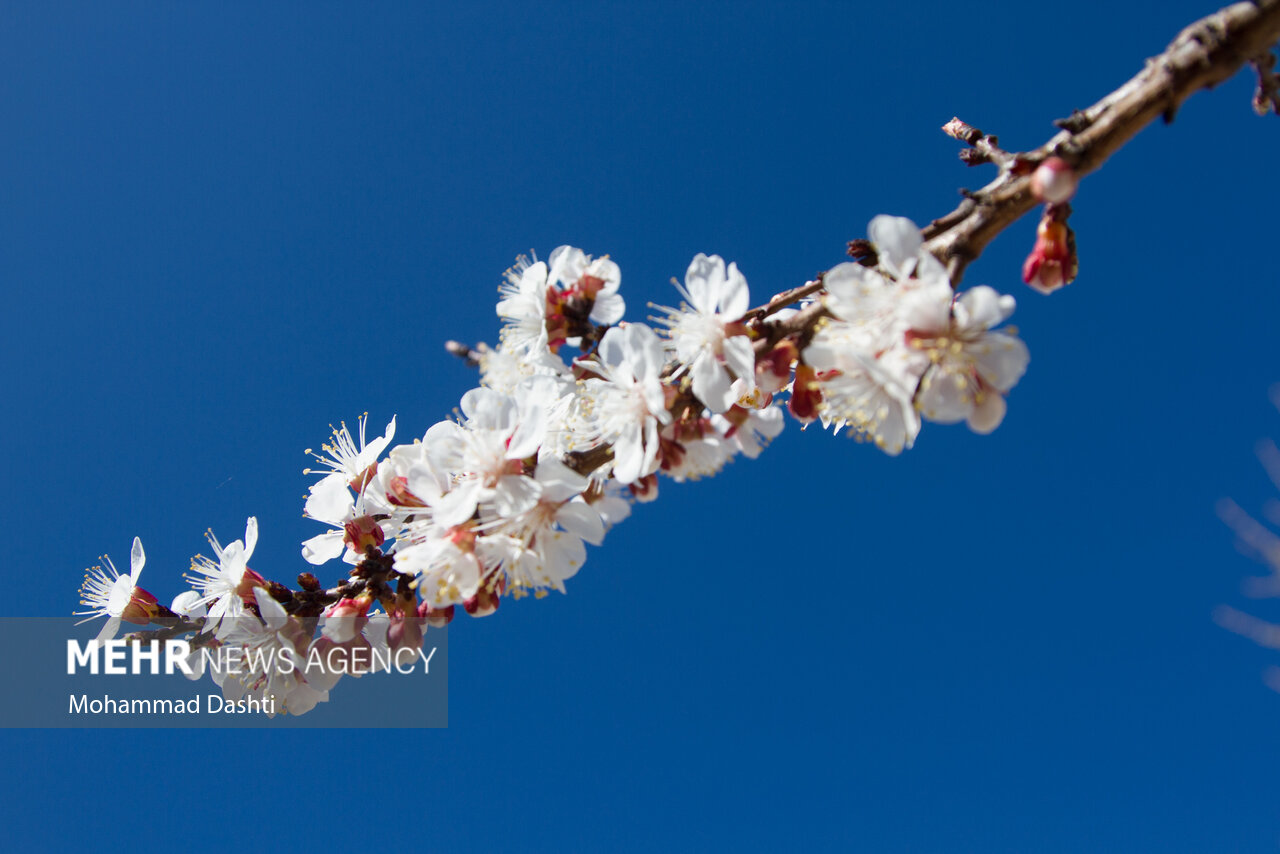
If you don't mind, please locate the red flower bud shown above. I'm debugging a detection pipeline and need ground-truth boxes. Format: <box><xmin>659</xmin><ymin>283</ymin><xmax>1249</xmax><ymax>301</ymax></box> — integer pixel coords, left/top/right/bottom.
<box><xmin>629</xmin><ymin>473</ymin><xmax>659</xmax><ymax>503</ymax></box>
<box><xmin>755</xmin><ymin>340</ymin><xmax>798</xmax><ymax>394</ymax></box>
<box><xmin>418</xmin><ymin>602</ymin><xmax>455</xmax><ymax>628</ymax></box>
<box><xmin>464</xmin><ymin>576</ymin><xmax>504</xmax><ymax>618</ymax></box>
<box><xmin>1022</xmin><ymin>215</ymin><xmax>1077</xmax><ymax>295</ymax></box>
<box><xmin>788</xmin><ymin>363</ymin><xmax>823</xmax><ymax>424</ymax></box>
<box><xmin>119</xmin><ymin>587</ymin><xmax>161</xmax><ymax>626</ymax></box>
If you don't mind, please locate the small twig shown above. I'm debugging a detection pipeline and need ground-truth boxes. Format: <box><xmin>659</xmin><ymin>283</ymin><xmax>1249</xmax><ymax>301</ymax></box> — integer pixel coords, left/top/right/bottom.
<box><xmin>445</xmin><ymin>340</ymin><xmax>481</xmax><ymax>365</ymax></box>
<box><xmin>744</xmin><ymin>279</ymin><xmax>824</xmax><ymax>322</ymax></box>
<box><xmin>1252</xmin><ymin>50</ymin><xmax>1280</xmax><ymax>114</ymax></box>
<box><xmin>942</xmin><ymin>117</ymin><xmax>1023</xmax><ymax>172</ymax></box>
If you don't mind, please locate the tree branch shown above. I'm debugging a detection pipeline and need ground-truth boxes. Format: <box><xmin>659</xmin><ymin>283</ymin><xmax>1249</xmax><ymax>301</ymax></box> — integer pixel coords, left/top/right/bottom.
<box><xmin>923</xmin><ymin>0</ymin><xmax>1280</xmax><ymax>284</ymax></box>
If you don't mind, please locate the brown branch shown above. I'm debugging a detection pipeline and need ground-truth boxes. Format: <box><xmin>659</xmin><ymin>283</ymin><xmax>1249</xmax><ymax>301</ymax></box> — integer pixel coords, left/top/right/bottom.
<box><xmin>924</xmin><ymin>0</ymin><xmax>1280</xmax><ymax>284</ymax></box>
<box><xmin>743</xmin><ymin>278</ymin><xmax>825</xmax><ymax>322</ymax></box>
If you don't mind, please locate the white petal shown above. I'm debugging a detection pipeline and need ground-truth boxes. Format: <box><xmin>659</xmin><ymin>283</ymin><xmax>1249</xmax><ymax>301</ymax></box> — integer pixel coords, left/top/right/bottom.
<box><xmin>721</xmin><ymin>335</ymin><xmax>756</xmax><ymax>386</ymax></box>
<box><xmin>917</xmin><ymin>366</ymin><xmax>973</xmax><ymax>424</ymax></box>
<box><xmin>171</xmin><ymin>590</ymin><xmax>208</xmax><ymax>620</ymax></box>
<box><xmin>244</xmin><ymin>517</ymin><xmax>258</xmax><ymax>561</ymax></box>
<box><xmin>625</xmin><ymin>323</ymin><xmax>666</xmax><ymax>381</ymax></box>
<box><xmin>557</xmin><ymin>502</ymin><xmax>605</xmax><ymax>546</ymax></box>
<box><xmin>684</xmin><ymin>254</ymin><xmax>726</xmax><ymax>314</ymax></box>
<box><xmin>302</xmin><ymin>531</ymin><xmax>346</xmax><ymax>566</ymax></box>
<box><xmin>305</xmin><ymin>474</ymin><xmax>354</xmax><ymax>525</ymax></box>
<box><xmin>96</xmin><ymin>615</ymin><xmax>123</xmax><ymax>643</ymax></box>
<box><xmin>536</xmin><ymin>457</ymin><xmax>588</xmax><ymax>501</ymax></box>
<box><xmin>967</xmin><ymin>392</ymin><xmax>1007</xmax><ymax>434</ymax></box>
<box><xmin>692</xmin><ymin>351</ymin><xmax>734</xmax><ymax>413</ymax></box>
<box><xmin>611</xmin><ymin>423</ymin><xmax>645</xmax><ymax>484</ymax></box>
<box><xmin>129</xmin><ymin>537</ymin><xmax>146</xmax><ymax>581</ymax></box>
<box><xmin>460</xmin><ymin>387</ymin><xmax>516</xmax><ymax>433</ymax></box>
<box><xmin>492</xmin><ymin>474</ymin><xmax>541</xmax><ymax>519</ymax></box>
<box><xmin>590</xmin><ymin>291</ymin><xmax>626</xmax><ymax>325</ymax></box>
<box><xmin>432</xmin><ymin>479</ymin><xmax>484</xmax><ymax>528</ymax></box>
<box><xmin>258</xmin><ymin>594</ymin><xmax>288</xmax><ymax>632</ymax></box>
<box><xmin>719</xmin><ymin>262</ymin><xmax>750</xmax><ymax>319</ymax></box>
<box><xmin>955</xmin><ymin>285</ymin><xmax>1014</xmax><ymax>333</ymax></box>
<box><xmin>972</xmin><ymin>333</ymin><xmax>1030</xmax><ymax>392</ymax></box>
<box><xmin>598</xmin><ymin>326</ymin><xmax>626</xmax><ymax>370</ymax></box>
<box><xmin>868</xmin><ymin>215</ymin><xmax>923</xmax><ymax>278</ymax></box>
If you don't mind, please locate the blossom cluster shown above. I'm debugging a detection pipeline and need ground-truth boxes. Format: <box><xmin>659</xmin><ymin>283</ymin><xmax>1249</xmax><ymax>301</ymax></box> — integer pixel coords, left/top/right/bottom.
<box><xmin>75</xmin><ymin>216</ymin><xmax>1030</xmax><ymax>715</ymax></box>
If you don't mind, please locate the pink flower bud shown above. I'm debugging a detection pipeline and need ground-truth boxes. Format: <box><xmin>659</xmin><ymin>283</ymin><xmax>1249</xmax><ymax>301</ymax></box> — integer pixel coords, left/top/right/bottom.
<box><xmin>1030</xmin><ymin>157</ymin><xmax>1077</xmax><ymax>204</ymax></box>
<box><xmin>629</xmin><ymin>473</ymin><xmax>659</xmax><ymax>503</ymax></box>
<box><xmin>322</xmin><ymin>596</ymin><xmax>371</xmax><ymax>643</ymax></box>
<box><xmin>788</xmin><ymin>363</ymin><xmax>823</xmax><ymax>424</ymax></box>
<box><xmin>755</xmin><ymin>340</ymin><xmax>797</xmax><ymax>394</ymax></box>
<box><xmin>418</xmin><ymin>602</ymin><xmax>455</xmax><ymax>628</ymax></box>
<box><xmin>386</xmin><ymin>608</ymin><xmax>424</xmax><ymax>653</ymax></box>
<box><xmin>464</xmin><ymin>576</ymin><xmax>503</xmax><ymax>618</ymax></box>
<box><xmin>1022</xmin><ymin>216</ymin><xmax>1076</xmax><ymax>295</ymax></box>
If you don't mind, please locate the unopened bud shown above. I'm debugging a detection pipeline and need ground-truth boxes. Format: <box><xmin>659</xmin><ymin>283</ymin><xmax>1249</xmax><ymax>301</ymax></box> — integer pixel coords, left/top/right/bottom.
<box><xmin>788</xmin><ymin>363</ymin><xmax>823</xmax><ymax>424</ymax></box>
<box><xmin>387</xmin><ymin>608</ymin><xmax>424</xmax><ymax>653</ymax></box>
<box><xmin>119</xmin><ymin>587</ymin><xmax>161</xmax><ymax>626</ymax></box>
<box><xmin>464</xmin><ymin>577</ymin><xmax>504</xmax><ymax>618</ymax></box>
<box><xmin>1030</xmin><ymin>157</ymin><xmax>1077</xmax><ymax>204</ymax></box>
<box><xmin>629</xmin><ymin>473</ymin><xmax>659</xmax><ymax>503</ymax></box>
<box><xmin>756</xmin><ymin>340</ymin><xmax>798</xmax><ymax>394</ymax></box>
<box><xmin>418</xmin><ymin>602</ymin><xmax>455</xmax><ymax>628</ymax></box>
<box><xmin>1022</xmin><ymin>215</ymin><xmax>1077</xmax><ymax>295</ymax></box>
<box><xmin>322</xmin><ymin>596</ymin><xmax>372</xmax><ymax>643</ymax></box>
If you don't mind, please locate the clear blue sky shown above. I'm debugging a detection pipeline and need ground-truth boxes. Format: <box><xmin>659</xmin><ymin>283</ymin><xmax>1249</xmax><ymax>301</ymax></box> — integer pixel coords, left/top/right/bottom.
<box><xmin>3</xmin><ymin>1</ymin><xmax>1279</xmax><ymax>850</ymax></box>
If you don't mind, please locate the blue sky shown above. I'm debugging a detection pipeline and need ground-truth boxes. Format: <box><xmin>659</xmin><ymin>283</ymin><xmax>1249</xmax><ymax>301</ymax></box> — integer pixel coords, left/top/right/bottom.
<box><xmin>3</xmin><ymin>1</ymin><xmax>1280</xmax><ymax>850</ymax></box>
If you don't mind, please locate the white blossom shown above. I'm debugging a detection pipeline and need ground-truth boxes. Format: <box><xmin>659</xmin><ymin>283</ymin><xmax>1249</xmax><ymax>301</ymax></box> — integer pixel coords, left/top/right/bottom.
<box><xmin>579</xmin><ymin>323</ymin><xmax>673</xmax><ymax>484</ymax></box>
<box><xmin>912</xmin><ymin>285</ymin><xmax>1030</xmax><ymax>433</ymax></box>
<box><xmin>74</xmin><ymin>536</ymin><xmax>149</xmax><ymax>642</ymax></box>
<box><xmin>185</xmin><ymin>517</ymin><xmax>261</xmax><ymax>640</ymax></box>
<box><xmin>656</xmin><ymin>254</ymin><xmax>755</xmax><ymax>412</ymax></box>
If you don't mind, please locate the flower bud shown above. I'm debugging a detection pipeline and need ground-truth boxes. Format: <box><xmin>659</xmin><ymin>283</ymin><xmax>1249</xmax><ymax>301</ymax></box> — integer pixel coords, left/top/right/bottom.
<box><xmin>755</xmin><ymin>340</ymin><xmax>798</xmax><ymax>394</ymax></box>
<box><xmin>464</xmin><ymin>576</ymin><xmax>504</xmax><ymax>618</ymax></box>
<box><xmin>1030</xmin><ymin>157</ymin><xmax>1078</xmax><ymax>204</ymax></box>
<box><xmin>119</xmin><ymin>587</ymin><xmax>161</xmax><ymax>626</ymax></box>
<box><xmin>1021</xmin><ymin>215</ymin><xmax>1077</xmax><ymax>295</ymax></box>
<box><xmin>386</xmin><ymin>608</ymin><xmax>424</xmax><ymax>653</ymax></box>
<box><xmin>322</xmin><ymin>596</ymin><xmax>372</xmax><ymax>643</ymax></box>
<box><xmin>418</xmin><ymin>602</ymin><xmax>455</xmax><ymax>628</ymax></box>
<box><xmin>629</xmin><ymin>473</ymin><xmax>659</xmax><ymax>503</ymax></box>
<box><xmin>788</xmin><ymin>363</ymin><xmax>823</xmax><ymax>424</ymax></box>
